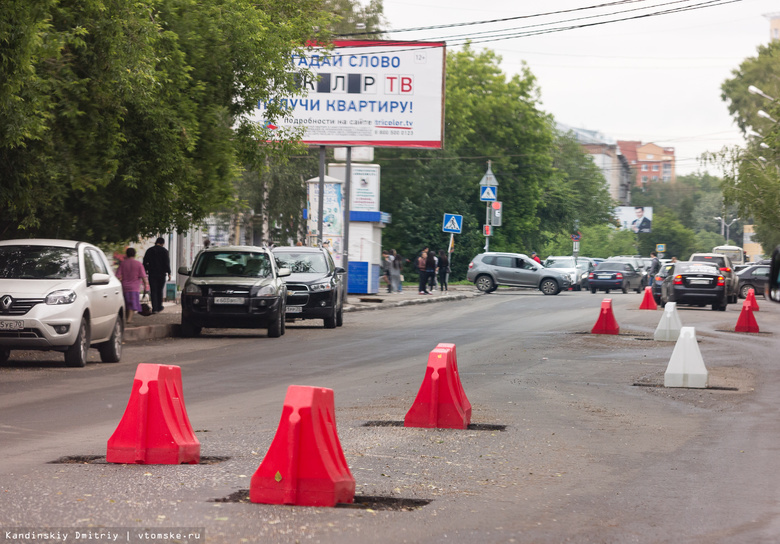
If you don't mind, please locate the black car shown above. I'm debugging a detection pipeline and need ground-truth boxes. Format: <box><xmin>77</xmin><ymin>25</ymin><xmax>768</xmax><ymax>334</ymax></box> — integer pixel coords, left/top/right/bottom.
<box><xmin>737</xmin><ymin>264</ymin><xmax>770</xmax><ymax>298</ymax></box>
<box><xmin>660</xmin><ymin>262</ymin><xmax>727</xmax><ymax>311</ymax></box>
<box><xmin>651</xmin><ymin>263</ymin><xmax>674</xmax><ymax>304</ymax></box>
<box><xmin>588</xmin><ymin>261</ymin><xmax>643</xmax><ymax>294</ymax></box>
<box><xmin>178</xmin><ymin>246</ymin><xmax>290</xmax><ymax>337</ymax></box>
<box><xmin>272</xmin><ymin>246</ymin><xmax>345</xmax><ymax>328</ymax></box>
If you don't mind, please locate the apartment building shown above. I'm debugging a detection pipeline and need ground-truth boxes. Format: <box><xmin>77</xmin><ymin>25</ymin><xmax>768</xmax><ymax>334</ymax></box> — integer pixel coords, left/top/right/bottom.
<box><xmin>617</xmin><ymin>140</ymin><xmax>676</xmax><ymax>188</ymax></box>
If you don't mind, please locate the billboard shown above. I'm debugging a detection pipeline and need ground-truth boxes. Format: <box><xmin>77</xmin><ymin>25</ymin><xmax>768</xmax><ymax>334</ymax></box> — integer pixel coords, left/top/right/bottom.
<box><xmin>616</xmin><ymin>206</ymin><xmax>653</xmax><ymax>233</ymax></box>
<box><xmin>256</xmin><ymin>40</ymin><xmax>445</xmax><ymax>148</ymax></box>
<box><xmin>328</xmin><ymin>163</ymin><xmax>380</xmax><ymax>212</ymax></box>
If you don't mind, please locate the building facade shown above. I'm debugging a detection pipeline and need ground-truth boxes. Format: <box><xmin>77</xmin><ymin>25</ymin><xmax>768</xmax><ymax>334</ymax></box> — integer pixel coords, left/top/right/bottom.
<box><xmin>617</xmin><ymin>140</ymin><xmax>676</xmax><ymax>189</ymax></box>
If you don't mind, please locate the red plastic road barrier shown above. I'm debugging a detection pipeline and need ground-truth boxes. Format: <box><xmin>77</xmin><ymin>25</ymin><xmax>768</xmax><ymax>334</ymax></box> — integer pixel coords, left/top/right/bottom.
<box><xmin>746</xmin><ymin>288</ymin><xmax>760</xmax><ymax>311</ymax></box>
<box><xmin>591</xmin><ymin>298</ymin><xmax>620</xmax><ymax>335</ymax></box>
<box><xmin>250</xmin><ymin>386</ymin><xmax>355</xmax><ymax>507</ymax></box>
<box><xmin>735</xmin><ymin>299</ymin><xmax>760</xmax><ymax>333</ymax></box>
<box><xmin>404</xmin><ymin>344</ymin><xmax>472</xmax><ymax>429</ymax></box>
<box><xmin>639</xmin><ymin>286</ymin><xmax>658</xmax><ymax>310</ymax></box>
<box><xmin>107</xmin><ymin>364</ymin><xmax>200</xmax><ymax>464</ymax></box>
<box><xmin>433</xmin><ymin>343</ymin><xmax>472</xmax><ymax>421</ymax></box>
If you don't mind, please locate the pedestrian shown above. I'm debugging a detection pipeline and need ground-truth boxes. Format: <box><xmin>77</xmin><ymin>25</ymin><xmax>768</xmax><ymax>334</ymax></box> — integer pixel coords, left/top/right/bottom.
<box><xmin>381</xmin><ymin>250</ymin><xmax>392</xmax><ymax>293</ymax></box>
<box><xmin>143</xmin><ymin>237</ymin><xmax>171</xmax><ymax>314</ymax></box>
<box><xmin>531</xmin><ymin>252</ymin><xmax>542</xmax><ymax>265</ymax></box>
<box><xmin>389</xmin><ymin>249</ymin><xmax>403</xmax><ymax>293</ymax></box>
<box><xmin>428</xmin><ymin>250</ymin><xmax>439</xmax><ymax>292</ymax></box>
<box><xmin>649</xmin><ymin>251</ymin><xmax>661</xmax><ymax>275</ymax></box>
<box><xmin>417</xmin><ymin>250</ymin><xmax>429</xmax><ymax>295</ymax></box>
<box><xmin>438</xmin><ymin>249</ymin><xmax>450</xmax><ymax>292</ymax></box>
<box><xmin>116</xmin><ymin>247</ymin><xmax>149</xmax><ymax>324</ymax></box>
<box><xmin>425</xmin><ymin>250</ymin><xmax>437</xmax><ymax>294</ymax></box>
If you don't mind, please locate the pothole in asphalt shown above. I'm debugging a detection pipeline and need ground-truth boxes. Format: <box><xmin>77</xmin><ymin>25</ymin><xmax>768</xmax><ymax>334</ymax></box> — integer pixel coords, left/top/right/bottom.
<box><xmin>212</xmin><ymin>490</ymin><xmax>431</xmax><ymax>511</ymax></box>
<box><xmin>362</xmin><ymin>421</ymin><xmax>507</xmax><ymax>431</ymax></box>
<box><xmin>48</xmin><ymin>455</ymin><xmax>231</xmax><ymax>465</ymax></box>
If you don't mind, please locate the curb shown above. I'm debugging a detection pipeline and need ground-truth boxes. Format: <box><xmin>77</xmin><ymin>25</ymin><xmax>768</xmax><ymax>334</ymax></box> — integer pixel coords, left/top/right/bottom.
<box><xmin>123</xmin><ymin>290</ymin><xmax>482</xmax><ymax>343</ymax></box>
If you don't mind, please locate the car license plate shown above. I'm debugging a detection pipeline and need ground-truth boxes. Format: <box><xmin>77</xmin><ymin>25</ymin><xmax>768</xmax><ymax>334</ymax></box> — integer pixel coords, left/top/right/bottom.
<box><xmin>0</xmin><ymin>320</ymin><xmax>23</xmax><ymax>331</ymax></box>
<box><xmin>598</xmin><ymin>275</ymin><xmax>612</xmax><ymax>279</ymax></box>
<box><xmin>285</xmin><ymin>306</ymin><xmax>302</xmax><ymax>314</ymax></box>
<box><xmin>689</xmin><ymin>279</ymin><xmax>710</xmax><ymax>285</ymax></box>
<box><xmin>214</xmin><ymin>297</ymin><xmax>245</xmax><ymax>305</ymax></box>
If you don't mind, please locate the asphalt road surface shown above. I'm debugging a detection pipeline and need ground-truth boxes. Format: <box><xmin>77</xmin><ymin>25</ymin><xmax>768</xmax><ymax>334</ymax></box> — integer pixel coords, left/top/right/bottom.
<box><xmin>1</xmin><ymin>290</ymin><xmax>779</xmax><ymax>544</ymax></box>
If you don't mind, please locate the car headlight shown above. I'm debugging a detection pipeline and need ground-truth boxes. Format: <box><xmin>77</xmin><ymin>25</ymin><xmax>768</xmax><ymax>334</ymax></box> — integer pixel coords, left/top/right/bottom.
<box><xmin>46</xmin><ymin>289</ymin><xmax>77</xmax><ymax>305</ymax></box>
<box><xmin>184</xmin><ymin>283</ymin><xmax>201</xmax><ymax>295</ymax></box>
<box><xmin>310</xmin><ymin>281</ymin><xmax>332</xmax><ymax>292</ymax></box>
<box><xmin>255</xmin><ymin>285</ymin><xmax>277</xmax><ymax>296</ymax></box>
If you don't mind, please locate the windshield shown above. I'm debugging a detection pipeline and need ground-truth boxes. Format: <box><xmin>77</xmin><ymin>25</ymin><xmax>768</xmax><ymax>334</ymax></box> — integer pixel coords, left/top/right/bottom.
<box><xmin>274</xmin><ymin>252</ymin><xmax>329</xmax><ymax>274</ymax></box>
<box><xmin>0</xmin><ymin>245</ymin><xmax>80</xmax><ymax>279</ymax></box>
<box><xmin>544</xmin><ymin>258</ymin><xmax>576</xmax><ymax>268</ymax></box>
<box><xmin>193</xmin><ymin>251</ymin><xmax>271</xmax><ymax>278</ymax></box>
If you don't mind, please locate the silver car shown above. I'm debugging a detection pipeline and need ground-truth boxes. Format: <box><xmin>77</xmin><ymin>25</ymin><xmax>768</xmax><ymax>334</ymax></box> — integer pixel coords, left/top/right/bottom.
<box><xmin>543</xmin><ymin>256</ymin><xmax>594</xmax><ymax>291</ymax></box>
<box><xmin>0</xmin><ymin>239</ymin><xmax>125</xmax><ymax>366</ymax></box>
<box><xmin>467</xmin><ymin>252</ymin><xmax>572</xmax><ymax>295</ymax></box>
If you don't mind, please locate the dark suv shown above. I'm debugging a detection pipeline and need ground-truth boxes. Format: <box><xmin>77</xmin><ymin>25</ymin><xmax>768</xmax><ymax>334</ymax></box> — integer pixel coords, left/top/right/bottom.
<box><xmin>272</xmin><ymin>246</ymin><xmax>345</xmax><ymax>328</ymax></box>
<box><xmin>689</xmin><ymin>253</ymin><xmax>738</xmax><ymax>303</ymax></box>
<box><xmin>178</xmin><ymin>246</ymin><xmax>290</xmax><ymax>337</ymax></box>
<box><xmin>466</xmin><ymin>252</ymin><xmax>572</xmax><ymax>295</ymax></box>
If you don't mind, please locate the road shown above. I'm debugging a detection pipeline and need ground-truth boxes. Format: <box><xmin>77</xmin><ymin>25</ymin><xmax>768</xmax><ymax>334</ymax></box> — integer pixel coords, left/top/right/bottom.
<box><xmin>1</xmin><ymin>290</ymin><xmax>779</xmax><ymax>543</ymax></box>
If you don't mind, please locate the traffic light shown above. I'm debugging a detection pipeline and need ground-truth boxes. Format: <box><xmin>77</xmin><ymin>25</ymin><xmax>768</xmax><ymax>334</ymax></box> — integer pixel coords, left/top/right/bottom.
<box><xmin>490</xmin><ymin>201</ymin><xmax>502</xmax><ymax>226</ymax></box>
<box><xmin>483</xmin><ymin>225</ymin><xmax>491</xmax><ymax>236</ymax></box>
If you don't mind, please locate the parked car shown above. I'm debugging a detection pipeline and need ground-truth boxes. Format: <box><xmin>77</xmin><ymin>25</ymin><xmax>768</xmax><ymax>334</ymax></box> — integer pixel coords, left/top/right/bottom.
<box><xmin>609</xmin><ymin>256</ymin><xmax>650</xmax><ymax>288</ymax></box>
<box><xmin>588</xmin><ymin>261</ymin><xmax>644</xmax><ymax>294</ymax></box>
<box><xmin>651</xmin><ymin>263</ymin><xmax>674</xmax><ymax>304</ymax></box>
<box><xmin>543</xmin><ymin>256</ymin><xmax>594</xmax><ymax>291</ymax></box>
<box><xmin>467</xmin><ymin>252</ymin><xmax>572</xmax><ymax>295</ymax></box>
<box><xmin>689</xmin><ymin>252</ymin><xmax>738</xmax><ymax>303</ymax></box>
<box><xmin>660</xmin><ymin>261</ymin><xmax>728</xmax><ymax>311</ymax></box>
<box><xmin>0</xmin><ymin>239</ymin><xmax>125</xmax><ymax>366</ymax></box>
<box><xmin>736</xmin><ymin>264</ymin><xmax>770</xmax><ymax>299</ymax></box>
<box><xmin>178</xmin><ymin>246</ymin><xmax>290</xmax><ymax>337</ymax></box>
<box><xmin>272</xmin><ymin>246</ymin><xmax>345</xmax><ymax>328</ymax></box>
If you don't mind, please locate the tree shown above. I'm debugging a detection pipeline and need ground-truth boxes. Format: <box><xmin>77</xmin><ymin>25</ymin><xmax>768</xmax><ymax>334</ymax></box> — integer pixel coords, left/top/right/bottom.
<box><xmin>0</xmin><ymin>0</ymin><xmax>333</xmax><ymax>242</ymax></box>
<box><xmin>712</xmin><ymin>40</ymin><xmax>780</xmax><ymax>252</ymax></box>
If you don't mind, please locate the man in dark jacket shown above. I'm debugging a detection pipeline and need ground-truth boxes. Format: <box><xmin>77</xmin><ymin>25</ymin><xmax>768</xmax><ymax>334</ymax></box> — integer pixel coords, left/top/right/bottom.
<box><xmin>143</xmin><ymin>237</ymin><xmax>171</xmax><ymax>313</ymax></box>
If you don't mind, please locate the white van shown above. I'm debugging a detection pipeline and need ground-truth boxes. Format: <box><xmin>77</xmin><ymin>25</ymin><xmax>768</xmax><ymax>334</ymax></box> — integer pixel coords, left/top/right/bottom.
<box><xmin>713</xmin><ymin>245</ymin><xmax>744</xmax><ymax>267</ymax></box>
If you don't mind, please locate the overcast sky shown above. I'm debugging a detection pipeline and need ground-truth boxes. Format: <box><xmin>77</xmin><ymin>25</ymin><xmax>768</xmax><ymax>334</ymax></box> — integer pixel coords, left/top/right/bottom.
<box><xmin>380</xmin><ymin>0</ymin><xmax>777</xmax><ymax>175</ymax></box>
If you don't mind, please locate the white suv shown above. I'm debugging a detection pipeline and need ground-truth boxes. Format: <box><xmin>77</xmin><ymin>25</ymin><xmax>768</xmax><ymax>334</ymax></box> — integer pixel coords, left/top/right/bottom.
<box><xmin>0</xmin><ymin>239</ymin><xmax>125</xmax><ymax>366</ymax></box>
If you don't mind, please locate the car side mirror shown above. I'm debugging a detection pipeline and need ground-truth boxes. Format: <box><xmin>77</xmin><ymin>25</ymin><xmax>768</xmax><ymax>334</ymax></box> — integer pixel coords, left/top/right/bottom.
<box><xmin>769</xmin><ymin>245</ymin><xmax>780</xmax><ymax>303</ymax></box>
<box><xmin>91</xmin><ymin>273</ymin><xmax>110</xmax><ymax>285</ymax></box>
<box><xmin>335</xmin><ymin>267</ymin><xmax>346</xmax><ymax>274</ymax></box>
<box><xmin>277</xmin><ymin>267</ymin><xmax>291</xmax><ymax>278</ymax></box>
<box><xmin>178</xmin><ymin>266</ymin><xmax>191</xmax><ymax>276</ymax></box>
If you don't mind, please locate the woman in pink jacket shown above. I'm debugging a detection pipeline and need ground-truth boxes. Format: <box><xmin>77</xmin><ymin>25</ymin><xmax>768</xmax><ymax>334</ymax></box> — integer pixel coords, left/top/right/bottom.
<box><xmin>116</xmin><ymin>247</ymin><xmax>150</xmax><ymax>324</ymax></box>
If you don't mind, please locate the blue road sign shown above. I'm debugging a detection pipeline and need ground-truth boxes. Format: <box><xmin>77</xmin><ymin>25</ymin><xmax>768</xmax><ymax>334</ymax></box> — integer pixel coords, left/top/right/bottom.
<box><xmin>480</xmin><ymin>186</ymin><xmax>497</xmax><ymax>202</ymax></box>
<box><xmin>442</xmin><ymin>214</ymin><xmax>463</xmax><ymax>234</ymax></box>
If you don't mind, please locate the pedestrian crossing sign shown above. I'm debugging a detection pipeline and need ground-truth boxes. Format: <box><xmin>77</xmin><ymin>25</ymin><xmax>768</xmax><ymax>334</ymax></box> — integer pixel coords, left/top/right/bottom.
<box><xmin>442</xmin><ymin>213</ymin><xmax>463</xmax><ymax>234</ymax></box>
<box><xmin>480</xmin><ymin>186</ymin><xmax>497</xmax><ymax>201</ymax></box>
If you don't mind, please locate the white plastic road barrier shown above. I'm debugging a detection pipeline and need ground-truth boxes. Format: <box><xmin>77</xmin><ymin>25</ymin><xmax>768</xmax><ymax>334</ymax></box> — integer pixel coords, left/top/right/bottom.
<box><xmin>664</xmin><ymin>327</ymin><xmax>708</xmax><ymax>388</ymax></box>
<box><xmin>654</xmin><ymin>302</ymin><xmax>682</xmax><ymax>342</ymax></box>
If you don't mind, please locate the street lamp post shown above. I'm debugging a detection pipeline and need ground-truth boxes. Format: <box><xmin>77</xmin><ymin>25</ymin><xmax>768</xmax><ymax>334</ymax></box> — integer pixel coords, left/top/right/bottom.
<box><xmin>713</xmin><ymin>216</ymin><xmax>739</xmax><ymax>242</ymax></box>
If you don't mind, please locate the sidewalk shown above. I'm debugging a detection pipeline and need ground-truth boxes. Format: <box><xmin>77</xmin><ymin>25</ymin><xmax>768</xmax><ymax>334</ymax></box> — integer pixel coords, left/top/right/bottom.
<box><xmin>124</xmin><ymin>284</ymin><xmax>481</xmax><ymax>342</ymax></box>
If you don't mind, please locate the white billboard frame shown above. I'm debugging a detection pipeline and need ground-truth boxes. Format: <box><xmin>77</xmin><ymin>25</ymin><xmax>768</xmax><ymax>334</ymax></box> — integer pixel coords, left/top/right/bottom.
<box><xmin>256</xmin><ymin>40</ymin><xmax>446</xmax><ymax>149</ymax></box>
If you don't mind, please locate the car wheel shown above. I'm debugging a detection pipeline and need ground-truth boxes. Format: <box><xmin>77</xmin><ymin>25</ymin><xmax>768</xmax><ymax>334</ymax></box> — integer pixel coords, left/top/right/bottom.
<box><xmin>0</xmin><ymin>349</ymin><xmax>9</xmax><ymax>364</ymax></box>
<box><xmin>740</xmin><ymin>284</ymin><xmax>753</xmax><ymax>299</ymax></box>
<box><xmin>653</xmin><ymin>295</ymin><xmax>661</xmax><ymax>305</ymax></box>
<box><xmin>324</xmin><ymin>305</ymin><xmax>337</xmax><ymax>329</ymax></box>
<box><xmin>621</xmin><ymin>282</ymin><xmax>628</xmax><ymax>294</ymax></box>
<box><xmin>475</xmin><ymin>275</ymin><xmax>495</xmax><ymax>293</ymax></box>
<box><xmin>180</xmin><ymin>317</ymin><xmax>202</xmax><ymax>338</ymax></box>
<box><xmin>728</xmin><ymin>294</ymin><xmax>738</xmax><ymax>304</ymax></box>
<box><xmin>268</xmin><ymin>308</ymin><xmax>283</xmax><ymax>337</ymax></box>
<box><xmin>336</xmin><ymin>305</ymin><xmax>344</xmax><ymax>327</ymax></box>
<box><xmin>605</xmin><ymin>289</ymin><xmax>610</xmax><ymax>294</ymax></box>
<box><xmin>635</xmin><ymin>283</ymin><xmax>642</xmax><ymax>294</ymax></box>
<box><xmin>98</xmin><ymin>314</ymin><xmax>123</xmax><ymax>363</ymax></box>
<box><xmin>281</xmin><ymin>306</ymin><xmax>286</xmax><ymax>336</ymax></box>
<box><xmin>540</xmin><ymin>279</ymin><xmax>560</xmax><ymax>295</ymax></box>
<box><xmin>574</xmin><ymin>284</ymin><xmax>582</xmax><ymax>292</ymax></box>
<box><xmin>65</xmin><ymin>317</ymin><xmax>90</xmax><ymax>368</ymax></box>
<box><xmin>591</xmin><ymin>287</ymin><xmax>597</xmax><ymax>294</ymax></box>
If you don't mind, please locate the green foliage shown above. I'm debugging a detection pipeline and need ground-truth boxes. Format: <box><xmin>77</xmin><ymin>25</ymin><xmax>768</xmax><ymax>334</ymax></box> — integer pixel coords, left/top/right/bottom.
<box><xmin>540</xmin><ymin>225</ymin><xmax>635</xmax><ymax>259</ymax></box>
<box><xmin>0</xmin><ymin>0</ymin><xmax>333</xmax><ymax>242</ymax></box>
<box><xmin>713</xmin><ymin>40</ymin><xmax>780</xmax><ymax>253</ymax></box>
